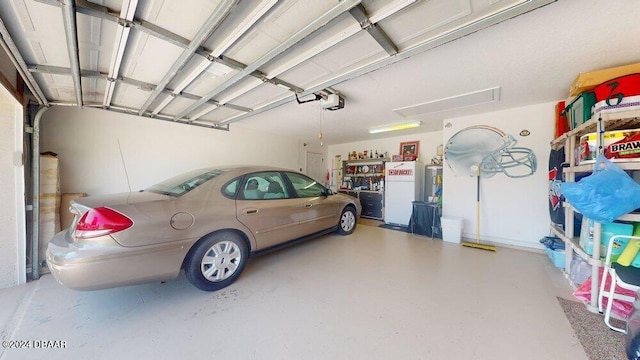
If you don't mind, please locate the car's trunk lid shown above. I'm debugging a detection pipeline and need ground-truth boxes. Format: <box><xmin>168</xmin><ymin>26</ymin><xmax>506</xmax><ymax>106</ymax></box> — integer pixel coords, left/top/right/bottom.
<box><xmin>71</xmin><ymin>191</ymin><xmax>169</xmax><ymax>208</ymax></box>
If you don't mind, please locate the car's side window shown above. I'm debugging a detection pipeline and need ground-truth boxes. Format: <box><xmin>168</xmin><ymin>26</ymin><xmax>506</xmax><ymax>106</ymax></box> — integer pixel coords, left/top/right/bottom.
<box><xmin>223</xmin><ymin>177</ymin><xmax>241</xmax><ymax>198</ymax></box>
<box><xmin>241</xmin><ymin>176</ymin><xmax>265</xmax><ymax>199</ymax></box>
<box><xmin>244</xmin><ymin>172</ymin><xmax>290</xmax><ymax>200</ymax></box>
<box><xmin>285</xmin><ymin>172</ymin><xmax>325</xmax><ymax>198</ymax></box>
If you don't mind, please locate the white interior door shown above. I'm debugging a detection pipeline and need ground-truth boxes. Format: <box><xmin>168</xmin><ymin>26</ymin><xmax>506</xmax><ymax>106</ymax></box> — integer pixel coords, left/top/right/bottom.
<box><xmin>306</xmin><ymin>152</ymin><xmax>324</xmax><ymax>185</ymax></box>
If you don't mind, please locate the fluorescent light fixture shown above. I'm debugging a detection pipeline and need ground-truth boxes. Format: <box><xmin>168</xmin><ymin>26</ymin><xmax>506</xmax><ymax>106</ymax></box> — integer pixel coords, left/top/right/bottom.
<box><xmin>369</xmin><ymin>121</ymin><xmax>421</xmax><ymax>134</ymax></box>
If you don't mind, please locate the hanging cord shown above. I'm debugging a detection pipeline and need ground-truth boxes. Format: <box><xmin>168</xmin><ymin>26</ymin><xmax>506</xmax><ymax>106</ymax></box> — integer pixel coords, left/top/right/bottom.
<box><xmin>319</xmin><ymin>102</ymin><xmax>324</xmax><ymax>147</ymax></box>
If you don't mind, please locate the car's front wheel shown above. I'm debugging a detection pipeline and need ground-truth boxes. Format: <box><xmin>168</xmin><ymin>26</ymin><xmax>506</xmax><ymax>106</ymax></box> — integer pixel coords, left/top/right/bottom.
<box><xmin>336</xmin><ymin>206</ymin><xmax>357</xmax><ymax>235</ymax></box>
<box><xmin>184</xmin><ymin>231</ymin><xmax>248</xmax><ymax>291</ymax></box>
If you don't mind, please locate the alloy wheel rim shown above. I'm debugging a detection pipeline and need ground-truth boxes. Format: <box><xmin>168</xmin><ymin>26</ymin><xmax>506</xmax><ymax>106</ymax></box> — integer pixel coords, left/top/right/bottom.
<box><xmin>200</xmin><ymin>240</ymin><xmax>242</xmax><ymax>282</ymax></box>
<box><xmin>341</xmin><ymin>211</ymin><xmax>355</xmax><ymax>231</ymax></box>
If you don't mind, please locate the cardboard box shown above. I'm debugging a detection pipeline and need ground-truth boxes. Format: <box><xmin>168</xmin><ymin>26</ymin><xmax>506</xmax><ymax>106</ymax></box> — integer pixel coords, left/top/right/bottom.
<box><xmin>39</xmin><ymin>154</ymin><xmax>60</xmax><ymax>274</ymax></box>
<box><xmin>570</xmin><ymin>62</ymin><xmax>640</xmax><ymax>97</ymax></box>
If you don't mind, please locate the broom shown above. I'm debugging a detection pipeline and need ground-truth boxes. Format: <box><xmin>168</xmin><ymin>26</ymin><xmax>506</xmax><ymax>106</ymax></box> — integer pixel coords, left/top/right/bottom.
<box><xmin>462</xmin><ymin>165</ymin><xmax>496</xmax><ymax>252</ymax></box>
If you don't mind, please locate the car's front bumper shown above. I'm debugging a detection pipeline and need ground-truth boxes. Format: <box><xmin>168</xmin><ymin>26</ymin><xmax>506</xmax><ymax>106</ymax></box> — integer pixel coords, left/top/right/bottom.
<box><xmin>46</xmin><ymin>230</ymin><xmax>193</xmax><ymax>291</ymax></box>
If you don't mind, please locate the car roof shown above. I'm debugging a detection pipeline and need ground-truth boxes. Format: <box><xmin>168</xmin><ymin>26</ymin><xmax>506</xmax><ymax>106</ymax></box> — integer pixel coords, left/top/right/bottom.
<box><xmin>203</xmin><ymin>165</ymin><xmax>297</xmax><ymax>178</ymax></box>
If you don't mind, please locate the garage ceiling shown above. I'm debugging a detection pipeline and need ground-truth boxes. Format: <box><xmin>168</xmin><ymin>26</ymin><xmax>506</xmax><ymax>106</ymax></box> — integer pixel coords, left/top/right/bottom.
<box><xmin>0</xmin><ymin>0</ymin><xmax>639</xmax><ymax>145</ymax></box>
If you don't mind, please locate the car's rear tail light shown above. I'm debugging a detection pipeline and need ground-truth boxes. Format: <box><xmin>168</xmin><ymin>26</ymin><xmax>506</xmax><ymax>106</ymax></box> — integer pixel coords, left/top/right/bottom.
<box><xmin>74</xmin><ymin>207</ymin><xmax>133</xmax><ymax>239</ymax></box>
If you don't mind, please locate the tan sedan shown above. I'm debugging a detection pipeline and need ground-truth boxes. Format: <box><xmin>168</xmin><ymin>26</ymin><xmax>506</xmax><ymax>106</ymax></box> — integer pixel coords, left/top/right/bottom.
<box><xmin>46</xmin><ymin>166</ymin><xmax>361</xmax><ymax>291</ymax></box>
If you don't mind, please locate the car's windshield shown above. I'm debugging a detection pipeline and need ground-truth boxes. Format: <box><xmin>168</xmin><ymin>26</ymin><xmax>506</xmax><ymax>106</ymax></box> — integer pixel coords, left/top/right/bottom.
<box><xmin>146</xmin><ymin>169</ymin><xmax>224</xmax><ymax>197</ymax></box>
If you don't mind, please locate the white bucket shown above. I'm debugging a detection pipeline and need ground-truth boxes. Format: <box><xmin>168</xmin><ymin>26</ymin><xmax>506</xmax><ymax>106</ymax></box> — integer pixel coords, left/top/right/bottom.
<box><xmin>441</xmin><ymin>217</ymin><xmax>463</xmax><ymax>243</ymax></box>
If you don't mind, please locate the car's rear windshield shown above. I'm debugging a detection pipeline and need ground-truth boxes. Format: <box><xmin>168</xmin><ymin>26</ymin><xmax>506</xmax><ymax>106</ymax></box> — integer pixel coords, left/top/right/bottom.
<box><xmin>146</xmin><ymin>169</ymin><xmax>225</xmax><ymax>197</ymax></box>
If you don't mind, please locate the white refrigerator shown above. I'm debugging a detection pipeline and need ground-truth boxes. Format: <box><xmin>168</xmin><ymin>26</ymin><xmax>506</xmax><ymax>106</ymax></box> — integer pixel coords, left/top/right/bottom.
<box><xmin>384</xmin><ymin>161</ymin><xmax>424</xmax><ymax>226</ymax></box>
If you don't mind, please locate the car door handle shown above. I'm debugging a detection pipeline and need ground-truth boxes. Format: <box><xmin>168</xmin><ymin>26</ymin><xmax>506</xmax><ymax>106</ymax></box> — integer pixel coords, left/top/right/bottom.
<box><xmin>243</xmin><ymin>208</ymin><xmax>258</xmax><ymax>214</ymax></box>
<box><xmin>304</xmin><ymin>203</ymin><xmax>313</xmax><ymax>208</ymax></box>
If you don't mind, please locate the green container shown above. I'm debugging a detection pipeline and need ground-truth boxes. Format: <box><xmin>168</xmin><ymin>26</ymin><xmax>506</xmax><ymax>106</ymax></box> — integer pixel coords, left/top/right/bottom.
<box><xmin>565</xmin><ymin>91</ymin><xmax>596</xmax><ymax>129</ymax></box>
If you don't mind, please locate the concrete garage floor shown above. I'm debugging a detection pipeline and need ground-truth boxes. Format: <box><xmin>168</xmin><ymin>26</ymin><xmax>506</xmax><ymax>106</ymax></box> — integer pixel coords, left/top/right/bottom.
<box><xmin>0</xmin><ymin>223</ymin><xmax>586</xmax><ymax>360</ymax></box>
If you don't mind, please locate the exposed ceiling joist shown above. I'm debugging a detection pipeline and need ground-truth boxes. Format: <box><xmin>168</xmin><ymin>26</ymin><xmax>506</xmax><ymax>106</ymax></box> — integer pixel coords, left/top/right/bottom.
<box><xmin>174</xmin><ymin>0</ymin><xmax>362</xmax><ymax>122</ymax></box>
<box><xmin>0</xmin><ymin>17</ymin><xmax>47</xmax><ymax>104</ymax></box>
<box><xmin>65</xmin><ymin>0</ymin><xmax>300</xmax><ymax>114</ymax></box>
<box><xmin>85</xmin><ymin>103</ymin><xmax>230</xmax><ymax>130</ymax></box>
<box><xmin>0</xmin><ymin>0</ymin><xmax>578</xmax><ymax>145</ymax></box>
<box><xmin>61</xmin><ymin>0</ymin><xmax>83</xmax><ymax>107</ymax></box>
<box><xmin>219</xmin><ymin>0</ymin><xmax>557</xmax><ymax>125</ymax></box>
<box><xmin>209</xmin><ymin>0</ymin><xmax>416</xmax><ymax>113</ymax></box>
<box><xmin>152</xmin><ymin>0</ymin><xmax>278</xmax><ymax>116</ymax></box>
<box><xmin>349</xmin><ymin>4</ymin><xmax>398</xmax><ymax>56</ymax></box>
<box><xmin>27</xmin><ymin>64</ymin><xmax>252</xmax><ymax>113</ymax></box>
<box><xmin>137</xmin><ymin>0</ymin><xmax>238</xmax><ymax>116</ymax></box>
<box><xmin>103</xmin><ymin>0</ymin><xmax>138</xmax><ymax>107</ymax></box>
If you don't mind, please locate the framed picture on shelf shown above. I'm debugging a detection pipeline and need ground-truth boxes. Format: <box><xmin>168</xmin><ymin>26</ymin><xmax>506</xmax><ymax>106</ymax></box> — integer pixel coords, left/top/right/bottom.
<box><xmin>400</xmin><ymin>141</ymin><xmax>419</xmax><ymax>161</ymax></box>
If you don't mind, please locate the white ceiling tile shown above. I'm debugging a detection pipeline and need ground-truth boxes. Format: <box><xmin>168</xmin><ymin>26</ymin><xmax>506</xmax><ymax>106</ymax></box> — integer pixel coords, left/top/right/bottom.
<box><xmin>200</xmin><ymin>0</ymin><xmax>278</xmax><ymax>57</ymax></box>
<box><xmin>48</xmin><ymin>73</ymin><xmax>73</xmax><ymax>87</ymax></box>
<box><xmin>215</xmin><ymin>77</ymin><xmax>263</xmax><ymax>105</ymax></box>
<box><xmin>199</xmin><ymin>105</ymin><xmax>245</xmax><ymax>123</ymax></box>
<box><xmin>231</xmin><ymin>82</ymin><xmax>290</xmax><ymax>108</ymax></box>
<box><xmin>140</xmin><ymin>0</ymin><xmax>222</xmax><ymax>40</ymax></box>
<box><xmin>261</xmin><ymin>13</ymin><xmax>360</xmax><ymax>78</ymax></box>
<box><xmin>28</xmin><ymin>39</ymin><xmax>46</xmax><ymax>63</ymax></box>
<box><xmin>277</xmin><ymin>60</ymin><xmax>331</xmax><ymax>89</ymax></box>
<box><xmin>119</xmin><ymin>31</ymin><xmax>183</xmax><ymax>84</ymax></box>
<box><xmin>111</xmin><ymin>82</ymin><xmax>156</xmax><ymax>109</ymax></box>
<box><xmin>90</xmin><ymin>16</ymin><xmax>102</xmax><ymax>45</ymax></box>
<box><xmin>314</xmin><ymin>31</ymin><xmax>388</xmax><ymax>71</ymax></box>
<box><xmin>225</xmin><ymin>28</ymin><xmax>281</xmax><ymax>65</ymax></box>
<box><xmin>379</xmin><ymin>0</ymin><xmax>472</xmax><ymax>47</ymax></box>
<box><xmin>143</xmin><ymin>0</ymin><xmax>165</xmax><ymax>21</ymax></box>
<box><xmin>89</xmin><ymin>50</ymin><xmax>99</xmax><ymax>71</ymax></box>
<box><xmin>158</xmin><ymin>96</ymin><xmax>193</xmax><ymax>116</ymax></box>
<box><xmin>10</xmin><ymin>0</ymin><xmax>35</xmax><ymax>32</ymax></box>
<box><xmin>261</xmin><ymin>0</ymin><xmax>337</xmax><ymax>38</ymax></box>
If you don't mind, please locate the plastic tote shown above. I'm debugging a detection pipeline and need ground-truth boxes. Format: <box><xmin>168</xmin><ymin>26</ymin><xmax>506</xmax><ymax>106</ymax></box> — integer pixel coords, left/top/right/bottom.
<box><xmin>441</xmin><ymin>217</ymin><xmax>463</xmax><ymax>243</ymax></box>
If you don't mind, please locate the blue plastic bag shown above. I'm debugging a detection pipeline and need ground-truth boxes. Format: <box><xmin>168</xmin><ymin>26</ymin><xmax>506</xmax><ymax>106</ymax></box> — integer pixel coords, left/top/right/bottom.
<box><xmin>560</xmin><ymin>154</ymin><xmax>640</xmax><ymax>223</ymax></box>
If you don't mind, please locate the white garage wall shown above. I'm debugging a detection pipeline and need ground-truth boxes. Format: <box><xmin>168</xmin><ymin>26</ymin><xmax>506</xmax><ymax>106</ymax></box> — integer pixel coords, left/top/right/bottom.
<box><xmin>442</xmin><ymin>102</ymin><xmax>555</xmax><ymax>249</ymax></box>
<box><xmin>40</xmin><ymin>106</ymin><xmax>301</xmax><ymax>195</ymax></box>
<box><xmin>327</xmin><ymin>102</ymin><xmax>555</xmax><ymax>249</ymax></box>
<box><xmin>0</xmin><ymin>91</ymin><xmax>25</xmax><ymax>288</ymax></box>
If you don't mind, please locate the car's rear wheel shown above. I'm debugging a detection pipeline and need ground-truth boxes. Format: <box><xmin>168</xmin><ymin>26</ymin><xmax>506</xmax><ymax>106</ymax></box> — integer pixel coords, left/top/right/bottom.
<box><xmin>337</xmin><ymin>207</ymin><xmax>357</xmax><ymax>235</ymax></box>
<box><xmin>184</xmin><ymin>231</ymin><xmax>248</xmax><ymax>291</ymax></box>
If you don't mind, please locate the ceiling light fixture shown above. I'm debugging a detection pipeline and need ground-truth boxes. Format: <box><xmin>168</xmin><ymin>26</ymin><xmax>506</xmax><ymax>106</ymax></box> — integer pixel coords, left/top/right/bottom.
<box><xmin>369</xmin><ymin>120</ymin><xmax>421</xmax><ymax>134</ymax></box>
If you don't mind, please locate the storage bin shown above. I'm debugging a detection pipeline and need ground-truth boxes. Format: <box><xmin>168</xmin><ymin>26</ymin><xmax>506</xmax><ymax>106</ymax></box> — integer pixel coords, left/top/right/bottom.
<box><xmin>546</xmin><ymin>247</ymin><xmax>566</xmax><ymax>268</ymax></box>
<box><xmin>570</xmin><ymin>62</ymin><xmax>640</xmax><ymax>96</ymax></box>
<box><xmin>441</xmin><ymin>217</ymin><xmax>463</xmax><ymax>243</ymax></box>
<box><xmin>566</xmin><ymin>91</ymin><xmax>596</xmax><ymax>129</ymax></box>
<box><xmin>579</xmin><ymin>219</ymin><xmax>634</xmax><ymax>257</ymax></box>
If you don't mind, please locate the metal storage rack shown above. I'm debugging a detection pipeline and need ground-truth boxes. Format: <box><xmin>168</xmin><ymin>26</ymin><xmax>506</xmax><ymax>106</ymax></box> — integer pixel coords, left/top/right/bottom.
<box><xmin>550</xmin><ymin>108</ymin><xmax>640</xmax><ymax>313</ymax></box>
<box><xmin>339</xmin><ymin>158</ymin><xmax>388</xmax><ymax>220</ymax></box>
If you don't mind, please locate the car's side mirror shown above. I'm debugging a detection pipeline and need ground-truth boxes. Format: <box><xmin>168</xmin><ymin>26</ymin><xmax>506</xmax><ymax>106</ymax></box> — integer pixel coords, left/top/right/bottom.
<box><xmin>323</xmin><ymin>188</ymin><xmax>333</xmax><ymax>197</ymax></box>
